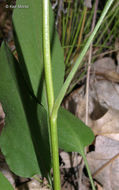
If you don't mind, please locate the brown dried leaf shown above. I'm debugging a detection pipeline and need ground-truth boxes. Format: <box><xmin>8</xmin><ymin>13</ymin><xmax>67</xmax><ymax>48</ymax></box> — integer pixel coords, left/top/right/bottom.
<box><xmin>15</xmin><ymin>178</ymin><xmax>50</xmax><ymax>190</ymax></box>
<box><xmin>90</xmin><ymin>80</ymin><xmax>119</xmax><ymax>110</ymax></box>
<box><xmin>93</xmin><ymin>57</ymin><xmax>116</xmax><ymax>73</ymax></box>
<box><xmin>91</xmin><ymin>108</ymin><xmax>119</xmax><ymax>138</ymax></box>
<box><xmin>87</xmin><ymin>136</ymin><xmax>119</xmax><ymax>190</ymax></box>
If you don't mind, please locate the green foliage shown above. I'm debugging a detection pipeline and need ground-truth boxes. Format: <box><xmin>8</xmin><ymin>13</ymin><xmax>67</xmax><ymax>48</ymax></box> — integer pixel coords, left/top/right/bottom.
<box><xmin>0</xmin><ymin>43</ymin><xmax>51</xmax><ymax>177</ymax></box>
<box><xmin>0</xmin><ymin>0</ymin><xmax>110</xmax><ymax>189</ymax></box>
<box><xmin>58</xmin><ymin>107</ymin><xmax>94</xmax><ymax>153</ymax></box>
<box><xmin>0</xmin><ymin>172</ymin><xmax>14</xmax><ymax>190</ymax></box>
<box><xmin>13</xmin><ymin>0</ymin><xmax>65</xmax><ymax>109</ymax></box>
<box><xmin>60</xmin><ymin>0</ymin><xmax>119</xmax><ymax>92</ymax></box>
<box><xmin>58</xmin><ymin>108</ymin><xmax>95</xmax><ymax>189</ymax></box>
<box><xmin>0</xmin><ymin>41</ymin><xmax>94</xmax><ymax>179</ymax></box>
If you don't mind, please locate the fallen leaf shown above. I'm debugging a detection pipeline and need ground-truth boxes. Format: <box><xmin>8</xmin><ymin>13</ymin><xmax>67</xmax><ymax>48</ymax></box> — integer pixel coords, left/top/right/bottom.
<box><xmin>87</xmin><ymin>136</ymin><xmax>119</xmax><ymax>190</ymax></box>
<box><xmin>90</xmin><ymin>80</ymin><xmax>119</xmax><ymax>110</ymax></box>
<box><xmin>91</xmin><ymin>108</ymin><xmax>119</xmax><ymax>139</ymax></box>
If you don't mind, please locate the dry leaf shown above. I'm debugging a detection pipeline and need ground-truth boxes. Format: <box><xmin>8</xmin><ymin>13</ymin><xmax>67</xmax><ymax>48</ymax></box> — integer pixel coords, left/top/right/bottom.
<box><xmin>90</xmin><ymin>80</ymin><xmax>119</xmax><ymax>110</ymax></box>
<box><xmin>87</xmin><ymin>136</ymin><xmax>119</xmax><ymax>190</ymax></box>
<box><xmin>93</xmin><ymin>57</ymin><xmax>116</xmax><ymax>73</ymax></box>
<box><xmin>91</xmin><ymin>108</ymin><xmax>119</xmax><ymax>138</ymax></box>
<box><xmin>96</xmin><ymin>183</ymin><xmax>103</xmax><ymax>190</ymax></box>
<box><xmin>15</xmin><ymin>178</ymin><xmax>50</xmax><ymax>190</ymax></box>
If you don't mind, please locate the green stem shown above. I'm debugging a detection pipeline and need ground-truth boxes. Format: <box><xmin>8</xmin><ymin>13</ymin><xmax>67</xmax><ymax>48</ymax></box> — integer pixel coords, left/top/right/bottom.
<box><xmin>43</xmin><ymin>0</ymin><xmax>54</xmax><ymax>114</ymax></box>
<box><xmin>43</xmin><ymin>1</ymin><xmax>61</xmax><ymax>190</ymax></box>
<box><xmin>50</xmin><ymin>116</ymin><xmax>61</xmax><ymax>190</ymax></box>
<box><xmin>81</xmin><ymin>150</ymin><xmax>96</xmax><ymax>190</ymax></box>
<box><xmin>52</xmin><ymin>0</ymin><xmax>114</xmax><ymax>117</ymax></box>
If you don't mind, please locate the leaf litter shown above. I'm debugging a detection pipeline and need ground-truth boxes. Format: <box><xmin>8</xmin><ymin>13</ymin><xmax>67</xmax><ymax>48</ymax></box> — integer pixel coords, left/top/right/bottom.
<box><xmin>63</xmin><ymin>49</ymin><xmax>119</xmax><ymax>189</ymax></box>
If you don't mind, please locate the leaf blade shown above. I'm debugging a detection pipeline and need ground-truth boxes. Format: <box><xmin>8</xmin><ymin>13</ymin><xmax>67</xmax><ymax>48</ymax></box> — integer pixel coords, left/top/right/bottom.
<box><xmin>58</xmin><ymin>108</ymin><xmax>94</xmax><ymax>153</ymax></box>
<box><xmin>13</xmin><ymin>0</ymin><xmax>65</xmax><ymax>109</ymax></box>
<box><xmin>0</xmin><ymin>43</ymin><xmax>51</xmax><ymax>177</ymax></box>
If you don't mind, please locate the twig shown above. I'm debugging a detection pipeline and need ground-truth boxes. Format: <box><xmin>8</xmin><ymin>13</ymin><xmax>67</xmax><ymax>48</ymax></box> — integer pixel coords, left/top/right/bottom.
<box><xmin>92</xmin><ymin>153</ymin><xmax>119</xmax><ymax>177</ymax></box>
<box><xmin>85</xmin><ymin>0</ymin><xmax>99</xmax><ymax>125</ymax></box>
<box><xmin>78</xmin><ymin>1</ymin><xmax>99</xmax><ymax>189</ymax></box>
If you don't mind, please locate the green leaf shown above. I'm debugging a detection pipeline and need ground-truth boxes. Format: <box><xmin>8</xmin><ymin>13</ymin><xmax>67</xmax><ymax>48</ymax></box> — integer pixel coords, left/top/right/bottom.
<box><xmin>0</xmin><ymin>43</ymin><xmax>51</xmax><ymax>178</ymax></box>
<box><xmin>0</xmin><ymin>172</ymin><xmax>14</xmax><ymax>190</ymax></box>
<box><xmin>58</xmin><ymin>108</ymin><xmax>96</xmax><ymax>190</ymax></box>
<box><xmin>58</xmin><ymin>108</ymin><xmax>94</xmax><ymax>154</ymax></box>
<box><xmin>13</xmin><ymin>0</ymin><xmax>65</xmax><ymax>109</ymax></box>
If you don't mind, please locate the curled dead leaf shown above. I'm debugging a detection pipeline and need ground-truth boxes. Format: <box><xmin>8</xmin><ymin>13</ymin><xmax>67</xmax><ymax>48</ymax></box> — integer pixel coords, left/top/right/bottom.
<box><xmin>91</xmin><ymin>108</ymin><xmax>119</xmax><ymax>137</ymax></box>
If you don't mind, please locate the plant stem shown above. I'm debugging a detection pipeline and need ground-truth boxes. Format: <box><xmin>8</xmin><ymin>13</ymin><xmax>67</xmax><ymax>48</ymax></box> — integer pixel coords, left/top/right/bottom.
<box><xmin>81</xmin><ymin>150</ymin><xmax>96</xmax><ymax>190</ymax></box>
<box><xmin>43</xmin><ymin>1</ymin><xmax>61</xmax><ymax>190</ymax></box>
<box><xmin>43</xmin><ymin>0</ymin><xmax>54</xmax><ymax>114</ymax></box>
<box><xmin>50</xmin><ymin>116</ymin><xmax>61</xmax><ymax>190</ymax></box>
<box><xmin>85</xmin><ymin>0</ymin><xmax>99</xmax><ymax>125</ymax></box>
<box><xmin>52</xmin><ymin>0</ymin><xmax>115</xmax><ymax>117</ymax></box>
